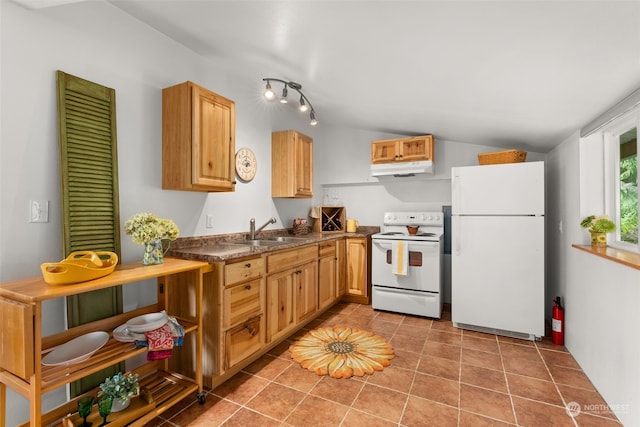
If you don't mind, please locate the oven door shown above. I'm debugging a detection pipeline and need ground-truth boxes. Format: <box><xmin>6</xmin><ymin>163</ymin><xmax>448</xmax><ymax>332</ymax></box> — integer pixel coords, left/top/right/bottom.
<box><xmin>372</xmin><ymin>238</ymin><xmax>441</xmax><ymax>293</ymax></box>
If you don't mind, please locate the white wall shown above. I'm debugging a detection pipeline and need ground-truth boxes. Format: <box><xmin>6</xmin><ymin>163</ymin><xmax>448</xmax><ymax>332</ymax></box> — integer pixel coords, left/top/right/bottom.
<box><xmin>546</xmin><ymin>132</ymin><xmax>640</xmax><ymax>426</ymax></box>
<box><xmin>0</xmin><ymin>1</ymin><xmax>280</xmax><ymax>424</ymax></box>
<box><xmin>8</xmin><ymin>1</ymin><xmax>621</xmax><ymax>426</ymax></box>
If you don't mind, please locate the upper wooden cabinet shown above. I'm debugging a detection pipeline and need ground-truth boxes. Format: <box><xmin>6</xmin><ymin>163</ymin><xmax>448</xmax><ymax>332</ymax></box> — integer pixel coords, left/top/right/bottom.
<box><xmin>272</xmin><ymin>130</ymin><xmax>313</xmax><ymax>198</ymax></box>
<box><xmin>371</xmin><ymin>135</ymin><xmax>434</xmax><ymax>164</ymax></box>
<box><xmin>162</xmin><ymin>81</ymin><xmax>236</xmax><ymax>192</ymax></box>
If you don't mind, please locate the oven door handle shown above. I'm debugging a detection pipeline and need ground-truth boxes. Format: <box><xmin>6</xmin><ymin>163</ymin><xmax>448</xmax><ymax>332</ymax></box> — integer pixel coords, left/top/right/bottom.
<box><xmin>373</xmin><ymin>240</ymin><xmax>439</xmax><ymax>250</ymax></box>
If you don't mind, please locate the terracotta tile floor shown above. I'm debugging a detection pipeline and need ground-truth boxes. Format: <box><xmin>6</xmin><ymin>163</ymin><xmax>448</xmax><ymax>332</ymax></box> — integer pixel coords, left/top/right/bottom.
<box><xmin>148</xmin><ymin>303</ymin><xmax>622</xmax><ymax>426</ymax></box>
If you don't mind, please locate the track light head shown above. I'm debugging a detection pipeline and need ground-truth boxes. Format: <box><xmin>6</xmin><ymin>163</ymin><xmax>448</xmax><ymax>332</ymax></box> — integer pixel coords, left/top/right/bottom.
<box><xmin>262</xmin><ymin>77</ymin><xmax>317</xmax><ymax>125</ymax></box>
<box><xmin>263</xmin><ymin>80</ymin><xmax>275</xmax><ymax>100</ymax></box>
<box><xmin>299</xmin><ymin>96</ymin><xmax>308</xmax><ymax>112</ymax></box>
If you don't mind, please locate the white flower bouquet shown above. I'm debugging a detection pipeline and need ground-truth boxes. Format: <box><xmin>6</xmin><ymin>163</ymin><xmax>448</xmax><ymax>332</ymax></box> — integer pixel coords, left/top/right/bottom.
<box><xmin>124</xmin><ymin>213</ymin><xmax>180</xmax><ymax>245</ymax></box>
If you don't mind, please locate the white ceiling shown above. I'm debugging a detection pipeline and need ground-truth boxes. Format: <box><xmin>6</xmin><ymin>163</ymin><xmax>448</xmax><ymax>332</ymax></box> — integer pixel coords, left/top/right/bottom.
<box><xmin>39</xmin><ymin>1</ymin><xmax>640</xmax><ymax>152</ymax></box>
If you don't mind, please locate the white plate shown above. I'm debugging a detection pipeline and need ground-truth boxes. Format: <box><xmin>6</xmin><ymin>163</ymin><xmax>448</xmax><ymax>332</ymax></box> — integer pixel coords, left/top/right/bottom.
<box><xmin>113</xmin><ymin>324</ymin><xmax>145</xmax><ymax>342</ymax></box>
<box><xmin>126</xmin><ymin>311</ymin><xmax>168</xmax><ymax>333</ymax></box>
<box><xmin>42</xmin><ymin>331</ymin><xmax>109</xmax><ymax>366</ymax></box>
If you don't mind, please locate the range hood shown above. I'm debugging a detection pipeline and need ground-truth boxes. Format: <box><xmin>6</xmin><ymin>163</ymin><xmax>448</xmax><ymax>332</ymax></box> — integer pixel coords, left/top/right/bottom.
<box><xmin>371</xmin><ymin>160</ymin><xmax>434</xmax><ymax>177</ymax></box>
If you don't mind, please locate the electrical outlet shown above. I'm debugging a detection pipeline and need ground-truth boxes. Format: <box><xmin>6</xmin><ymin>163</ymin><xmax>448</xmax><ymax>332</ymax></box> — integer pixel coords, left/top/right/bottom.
<box><xmin>206</xmin><ymin>214</ymin><xmax>214</xmax><ymax>228</ymax></box>
<box><xmin>29</xmin><ymin>200</ymin><xmax>49</xmax><ymax>223</ymax></box>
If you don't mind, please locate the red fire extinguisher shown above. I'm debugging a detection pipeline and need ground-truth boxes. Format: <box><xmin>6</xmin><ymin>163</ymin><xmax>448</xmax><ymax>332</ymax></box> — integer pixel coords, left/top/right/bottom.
<box><xmin>552</xmin><ymin>296</ymin><xmax>564</xmax><ymax>346</ymax></box>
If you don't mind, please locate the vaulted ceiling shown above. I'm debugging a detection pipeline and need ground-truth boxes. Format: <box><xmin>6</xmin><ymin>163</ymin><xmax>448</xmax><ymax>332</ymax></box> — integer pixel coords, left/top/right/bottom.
<box><xmin>21</xmin><ymin>0</ymin><xmax>640</xmax><ymax>153</ymax></box>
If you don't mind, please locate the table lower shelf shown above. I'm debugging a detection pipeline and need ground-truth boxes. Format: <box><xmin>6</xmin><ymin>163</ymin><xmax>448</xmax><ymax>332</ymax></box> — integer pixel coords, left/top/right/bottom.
<box><xmin>19</xmin><ymin>370</ymin><xmax>200</xmax><ymax>427</ymax></box>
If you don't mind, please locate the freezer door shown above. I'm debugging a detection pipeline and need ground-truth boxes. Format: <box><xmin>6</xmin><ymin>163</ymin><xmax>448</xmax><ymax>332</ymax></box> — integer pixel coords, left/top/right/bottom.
<box><xmin>452</xmin><ymin>215</ymin><xmax>544</xmax><ymax>337</ymax></box>
<box><xmin>452</xmin><ymin>161</ymin><xmax>544</xmax><ymax>215</ymax></box>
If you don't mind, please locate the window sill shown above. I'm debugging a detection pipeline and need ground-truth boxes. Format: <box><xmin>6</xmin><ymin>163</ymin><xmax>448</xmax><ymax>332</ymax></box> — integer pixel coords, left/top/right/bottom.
<box><xmin>572</xmin><ymin>244</ymin><xmax>640</xmax><ymax>271</ymax></box>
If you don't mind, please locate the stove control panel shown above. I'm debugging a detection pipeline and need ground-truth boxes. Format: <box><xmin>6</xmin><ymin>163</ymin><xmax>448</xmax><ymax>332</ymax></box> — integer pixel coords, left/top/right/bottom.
<box><xmin>383</xmin><ymin>211</ymin><xmax>443</xmax><ymax>226</ymax></box>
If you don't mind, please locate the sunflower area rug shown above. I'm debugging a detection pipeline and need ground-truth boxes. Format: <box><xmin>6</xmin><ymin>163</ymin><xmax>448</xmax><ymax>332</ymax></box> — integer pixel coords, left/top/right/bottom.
<box><xmin>289</xmin><ymin>326</ymin><xmax>395</xmax><ymax>379</ymax></box>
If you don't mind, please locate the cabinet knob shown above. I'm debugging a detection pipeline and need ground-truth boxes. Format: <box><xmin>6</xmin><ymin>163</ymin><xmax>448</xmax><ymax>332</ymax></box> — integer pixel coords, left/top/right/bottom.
<box><xmin>208</xmin><ymin>161</ymin><xmax>213</xmax><ymax>168</ymax></box>
<box><xmin>245</xmin><ymin>263</ymin><xmax>251</xmax><ymax>268</ymax></box>
<box><xmin>245</xmin><ymin>284</ymin><xmax>252</xmax><ymax>290</ymax></box>
<box><xmin>245</xmin><ymin>324</ymin><xmax>257</xmax><ymax>336</ymax></box>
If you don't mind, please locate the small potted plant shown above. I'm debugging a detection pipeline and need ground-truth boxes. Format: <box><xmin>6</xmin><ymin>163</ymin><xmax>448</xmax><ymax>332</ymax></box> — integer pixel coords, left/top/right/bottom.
<box><xmin>580</xmin><ymin>215</ymin><xmax>616</xmax><ymax>247</ymax></box>
<box><xmin>124</xmin><ymin>212</ymin><xmax>180</xmax><ymax>265</ymax></box>
<box><xmin>98</xmin><ymin>371</ymin><xmax>140</xmax><ymax>412</ymax></box>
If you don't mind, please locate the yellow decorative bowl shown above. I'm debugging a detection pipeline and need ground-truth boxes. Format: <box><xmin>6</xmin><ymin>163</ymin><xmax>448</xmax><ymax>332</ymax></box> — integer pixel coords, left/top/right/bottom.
<box><xmin>41</xmin><ymin>251</ymin><xmax>118</xmax><ymax>285</ymax></box>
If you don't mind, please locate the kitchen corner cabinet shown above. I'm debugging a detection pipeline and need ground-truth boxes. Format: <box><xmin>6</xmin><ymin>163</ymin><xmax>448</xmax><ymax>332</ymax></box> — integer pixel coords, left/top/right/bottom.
<box><xmin>342</xmin><ymin>236</ymin><xmax>372</xmax><ymax>305</ymax></box>
<box><xmin>162</xmin><ymin>81</ymin><xmax>236</xmax><ymax>192</ymax></box>
<box><xmin>272</xmin><ymin>130</ymin><xmax>313</xmax><ymax>198</ymax></box>
<box><xmin>0</xmin><ymin>258</ymin><xmax>209</xmax><ymax>427</ymax></box>
<box><xmin>371</xmin><ymin>134</ymin><xmax>434</xmax><ymax>164</ymax></box>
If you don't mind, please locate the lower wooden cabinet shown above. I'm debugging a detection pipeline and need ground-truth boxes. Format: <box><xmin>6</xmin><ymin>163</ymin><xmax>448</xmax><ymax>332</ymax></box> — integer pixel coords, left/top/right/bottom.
<box><xmin>204</xmin><ymin>256</ymin><xmax>266</xmax><ymax>388</ymax></box>
<box><xmin>202</xmin><ymin>237</ymin><xmax>370</xmax><ymax>390</ymax></box>
<box><xmin>266</xmin><ymin>268</ymin><xmax>296</xmax><ymax>342</ymax></box>
<box><xmin>343</xmin><ymin>236</ymin><xmax>371</xmax><ymax>304</ymax></box>
<box><xmin>336</xmin><ymin>238</ymin><xmax>346</xmax><ymax>297</ymax></box>
<box><xmin>224</xmin><ymin>315</ymin><xmax>263</xmax><ymax>370</ymax></box>
<box><xmin>296</xmin><ymin>261</ymin><xmax>318</xmax><ymax>323</ymax></box>
<box><xmin>318</xmin><ymin>242</ymin><xmax>337</xmax><ymax>310</ymax></box>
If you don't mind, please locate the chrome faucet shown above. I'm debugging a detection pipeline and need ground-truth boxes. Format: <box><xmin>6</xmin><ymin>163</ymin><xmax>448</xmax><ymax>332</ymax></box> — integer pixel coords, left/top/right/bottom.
<box><xmin>249</xmin><ymin>217</ymin><xmax>277</xmax><ymax>240</ymax></box>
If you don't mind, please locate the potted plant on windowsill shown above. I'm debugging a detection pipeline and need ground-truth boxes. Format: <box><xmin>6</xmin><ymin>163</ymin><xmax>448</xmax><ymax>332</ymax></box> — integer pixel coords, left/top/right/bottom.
<box><xmin>98</xmin><ymin>372</ymin><xmax>140</xmax><ymax>412</ymax></box>
<box><xmin>580</xmin><ymin>215</ymin><xmax>616</xmax><ymax>247</ymax></box>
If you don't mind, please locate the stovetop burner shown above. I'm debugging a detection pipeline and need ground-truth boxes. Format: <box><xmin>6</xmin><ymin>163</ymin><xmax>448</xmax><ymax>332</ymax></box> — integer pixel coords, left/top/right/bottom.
<box><xmin>380</xmin><ymin>231</ymin><xmax>438</xmax><ymax>237</ymax></box>
<box><xmin>373</xmin><ymin>211</ymin><xmax>445</xmax><ymax>242</ymax></box>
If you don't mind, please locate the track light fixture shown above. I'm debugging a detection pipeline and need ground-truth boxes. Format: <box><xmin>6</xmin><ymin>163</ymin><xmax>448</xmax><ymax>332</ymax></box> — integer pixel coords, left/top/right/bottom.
<box><xmin>262</xmin><ymin>78</ymin><xmax>318</xmax><ymax>125</ymax></box>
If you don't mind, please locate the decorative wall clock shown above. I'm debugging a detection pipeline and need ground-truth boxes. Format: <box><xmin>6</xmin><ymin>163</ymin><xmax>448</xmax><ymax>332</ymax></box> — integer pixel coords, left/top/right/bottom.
<box><xmin>235</xmin><ymin>147</ymin><xmax>257</xmax><ymax>182</ymax></box>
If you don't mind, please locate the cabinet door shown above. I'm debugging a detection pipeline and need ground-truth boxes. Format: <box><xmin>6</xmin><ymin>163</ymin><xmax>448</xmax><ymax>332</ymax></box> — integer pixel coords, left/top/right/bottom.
<box><xmin>399</xmin><ymin>135</ymin><xmax>433</xmax><ymax>162</ymax></box>
<box><xmin>371</xmin><ymin>140</ymin><xmax>399</xmax><ymax>164</ymax></box>
<box><xmin>163</xmin><ymin>81</ymin><xmax>235</xmax><ymax>192</ymax></box>
<box><xmin>296</xmin><ymin>261</ymin><xmax>318</xmax><ymax>322</ymax></box>
<box><xmin>336</xmin><ymin>239</ymin><xmax>346</xmax><ymax>297</ymax></box>
<box><xmin>272</xmin><ymin>130</ymin><xmax>313</xmax><ymax>198</ymax></box>
<box><xmin>318</xmin><ymin>255</ymin><xmax>336</xmax><ymax>310</ymax></box>
<box><xmin>193</xmin><ymin>84</ymin><xmax>235</xmax><ymax>190</ymax></box>
<box><xmin>294</xmin><ymin>132</ymin><xmax>313</xmax><ymax>197</ymax></box>
<box><xmin>266</xmin><ymin>269</ymin><xmax>296</xmax><ymax>342</ymax></box>
<box><xmin>346</xmin><ymin>238</ymin><xmax>368</xmax><ymax>299</ymax></box>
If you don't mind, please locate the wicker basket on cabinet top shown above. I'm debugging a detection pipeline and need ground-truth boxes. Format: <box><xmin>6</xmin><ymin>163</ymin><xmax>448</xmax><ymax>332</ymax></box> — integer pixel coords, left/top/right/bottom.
<box><xmin>478</xmin><ymin>149</ymin><xmax>527</xmax><ymax>165</ymax></box>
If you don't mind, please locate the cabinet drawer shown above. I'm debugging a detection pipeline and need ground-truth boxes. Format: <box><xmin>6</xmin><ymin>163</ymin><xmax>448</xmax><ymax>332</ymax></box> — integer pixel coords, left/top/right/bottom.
<box><xmin>224</xmin><ymin>315</ymin><xmax>263</xmax><ymax>370</ymax></box>
<box><xmin>267</xmin><ymin>245</ymin><xmax>317</xmax><ymax>273</ymax></box>
<box><xmin>223</xmin><ymin>278</ymin><xmax>263</xmax><ymax>329</ymax></box>
<box><xmin>225</xmin><ymin>257</ymin><xmax>264</xmax><ymax>286</ymax></box>
<box><xmin>318</xmin><ymin>242</ymin><xmax>336</xmax><ymax>258</ymax></box>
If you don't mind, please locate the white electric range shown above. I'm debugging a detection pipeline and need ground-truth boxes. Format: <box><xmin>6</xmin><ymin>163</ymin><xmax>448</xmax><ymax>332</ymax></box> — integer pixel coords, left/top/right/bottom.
<box><xmin>371</xmin><ymin>211</ymin><xmax>444</xmax><ymax>318</ymax></box>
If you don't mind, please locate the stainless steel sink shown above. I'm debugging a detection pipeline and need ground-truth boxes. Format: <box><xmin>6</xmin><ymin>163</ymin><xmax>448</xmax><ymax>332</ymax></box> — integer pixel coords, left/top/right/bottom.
<box><xmin>227</xmin><ymin>236</ymin><xmax>309</xmax><ymax>246</ymax></box>
<box><xmin>264</xmin><ymin>236</ymin><xmax>310</xmax><ymax>243</ymax></box>
<box><xmin>227</xmin><ymin>239</ymin><xmax>285</xmax><ymax>246</ymax></box>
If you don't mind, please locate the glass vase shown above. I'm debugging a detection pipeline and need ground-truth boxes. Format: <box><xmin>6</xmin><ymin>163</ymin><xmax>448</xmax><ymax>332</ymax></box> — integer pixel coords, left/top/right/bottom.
<box><xmin>142</xmin><ymin>239</ymin><xmax>170</xmax><ymax>265</ymax></box>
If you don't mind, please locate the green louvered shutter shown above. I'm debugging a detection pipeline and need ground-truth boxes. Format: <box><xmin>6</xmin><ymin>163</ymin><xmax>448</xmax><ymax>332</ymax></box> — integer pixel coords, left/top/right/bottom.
<box><xmin>56</xmin><ymin>70</ymin><xmax>123</xmax><ymax>395</ymax></box>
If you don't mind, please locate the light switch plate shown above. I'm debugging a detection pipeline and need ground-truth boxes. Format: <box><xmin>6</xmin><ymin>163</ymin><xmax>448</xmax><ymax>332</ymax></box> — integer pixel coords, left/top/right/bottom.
<box><xmin>29</xmin><ymin>200</ymin><xmax>49</xmax><ymax>223</ymax></box>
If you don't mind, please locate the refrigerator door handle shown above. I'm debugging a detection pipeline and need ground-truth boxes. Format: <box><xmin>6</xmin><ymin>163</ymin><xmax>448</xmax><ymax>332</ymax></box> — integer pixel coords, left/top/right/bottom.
<box><xmin>452</xmin><ymin>172</ymin><xmax>460</xmax><ymax>215</ymax></box>
<box><xmin>454</xmin><ymin>215</ymin><xmax>461</xmax><ymax>255</ymax></box>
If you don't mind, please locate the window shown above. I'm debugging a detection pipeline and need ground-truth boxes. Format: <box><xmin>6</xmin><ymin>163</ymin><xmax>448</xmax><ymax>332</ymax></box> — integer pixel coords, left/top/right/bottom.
<box><xmin>603</xmin><ymin>108</ymin><xmax>639</xmax><ymax>252</ymax></box>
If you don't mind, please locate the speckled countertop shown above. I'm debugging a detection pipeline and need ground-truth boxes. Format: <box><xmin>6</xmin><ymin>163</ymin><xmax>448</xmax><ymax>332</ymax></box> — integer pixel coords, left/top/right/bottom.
<box><xmin>167</xmin><ymin>226</ymin><xmax>380</xmax><ymax>263</ymax></box>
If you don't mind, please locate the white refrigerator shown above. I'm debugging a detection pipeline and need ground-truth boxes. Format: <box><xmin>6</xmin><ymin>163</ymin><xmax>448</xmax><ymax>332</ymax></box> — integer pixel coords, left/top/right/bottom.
<box><xmin>451</xmin><ymin>161</ymin><xmax>545</xmax><ymax>340</ymax></box>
